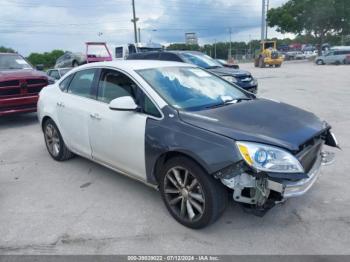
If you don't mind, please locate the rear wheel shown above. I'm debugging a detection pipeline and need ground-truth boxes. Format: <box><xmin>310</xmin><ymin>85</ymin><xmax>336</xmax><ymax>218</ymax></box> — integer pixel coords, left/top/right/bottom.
<box><xmin>159</xmin><ymin>156</ymin><xmax>227</xmax><ymax>229</ymax></box>
<box><xmin>43</xmin><ymin>119</ymin><xmax>74</xmax><ymax>161</ymax></box>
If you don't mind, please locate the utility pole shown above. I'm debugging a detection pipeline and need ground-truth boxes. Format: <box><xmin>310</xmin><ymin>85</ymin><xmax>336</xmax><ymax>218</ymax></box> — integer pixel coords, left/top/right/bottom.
<box><xmin>131</xmin><ymin>0</ymin><xmax>139</xmax><ymax>43</ymax></box>
<box><xmin>249</xmin><ymin>34</ymin><xmax>252</xmax><ymax>59</ymax></box>
<box><xmin>261</xmin><ymin>0</ymin><xmax>266</xmax><ymax>41</ymax></box>
<box><xmin>265</xmin><ymin>0</ymin><xmax>269</xmax><ymax>40</ymax></box>
<box><xmin>228</xmin><ymin>27</ymin><xmax>232</xmax><ymax>59</ymax></box>
<box><xmin>214</xmin><ymin>39</ymin><xmax>217</xmax><ymax>59</ymax></box>
<box><xmin>138</xmin><ymin>28</ymin><xmax>141</xmax><ymax>43</ymax></box>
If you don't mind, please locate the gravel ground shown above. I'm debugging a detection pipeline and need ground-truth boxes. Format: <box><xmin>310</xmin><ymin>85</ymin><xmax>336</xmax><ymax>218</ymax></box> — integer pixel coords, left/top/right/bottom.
<box><xmin>0</xmin><ymin>60</ymin><xmax>349</xmax><ymax>255</ymax></box>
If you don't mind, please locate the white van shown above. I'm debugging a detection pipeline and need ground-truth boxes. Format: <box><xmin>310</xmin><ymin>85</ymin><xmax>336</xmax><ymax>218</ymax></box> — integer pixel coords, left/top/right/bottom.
<box><xmin>315</xmin><ymin>46</ymin><xmax>350</xmax><ymax>65</ymax></box>
<box><xmin>112</xmin><ymin>42</ymin><xmax>163</xmax><ymax>60</ymax></box>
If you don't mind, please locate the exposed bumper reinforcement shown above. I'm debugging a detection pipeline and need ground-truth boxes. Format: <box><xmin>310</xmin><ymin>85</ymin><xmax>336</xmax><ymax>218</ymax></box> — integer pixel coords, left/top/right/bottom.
<box><xmin>268</xmin><ymin>151</ymin><xmax>335</xmax><ymax>198</ymax></box>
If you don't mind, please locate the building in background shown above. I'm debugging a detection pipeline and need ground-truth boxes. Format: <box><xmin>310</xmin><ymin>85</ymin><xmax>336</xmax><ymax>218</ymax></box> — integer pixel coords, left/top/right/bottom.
<box><xmin>185</xmin><ymin>32</ymin><xmax>198</xmax><ymax>45</ymax></box>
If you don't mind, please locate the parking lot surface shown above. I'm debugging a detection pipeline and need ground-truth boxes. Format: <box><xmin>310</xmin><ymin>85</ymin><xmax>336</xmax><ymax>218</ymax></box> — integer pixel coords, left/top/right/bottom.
<box><xmin>0</xmin><ymin>61</ymin><xmax>349</xmax><ymax>255</ymax></box>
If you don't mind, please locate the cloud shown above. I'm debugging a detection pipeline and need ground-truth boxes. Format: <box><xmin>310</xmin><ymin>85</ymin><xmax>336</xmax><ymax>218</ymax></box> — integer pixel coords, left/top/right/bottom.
<box><xmin>0</xmin><ymin>0</ymin><xmax>288</xmax><ymax>56</ymax></box>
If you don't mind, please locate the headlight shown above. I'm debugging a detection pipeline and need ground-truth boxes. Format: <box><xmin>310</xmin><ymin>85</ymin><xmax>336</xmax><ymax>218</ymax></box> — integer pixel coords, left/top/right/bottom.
<box><xmin>236</xmin><ymin>141</ymin><xmax>304</xmax><ymax>173</ymax></box>
<box><xmin>222</xmin><ymin>75</ymin><xmax>237</xmax><ymax>83</ymax></box>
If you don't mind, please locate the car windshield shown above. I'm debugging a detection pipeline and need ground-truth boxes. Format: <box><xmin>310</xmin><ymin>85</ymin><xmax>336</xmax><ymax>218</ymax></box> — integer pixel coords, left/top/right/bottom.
<box><xmin>59</xmin><ymin>68</ymin><xmax>71</xmax><ymax>76</ymax></box>
<box><xmin>0</xmin><ymin>54</ymin><xmax>32</xmax><ymax>70</ymax></box>
<box><xmin>180</xmin><ymin>53</ymin><xmax>223</xmax><ymax>69</ymax></box>
<box><xmin>137</xmin><ymin>66</ymin><xmax>249</xmax><ymax>111</ymax></box>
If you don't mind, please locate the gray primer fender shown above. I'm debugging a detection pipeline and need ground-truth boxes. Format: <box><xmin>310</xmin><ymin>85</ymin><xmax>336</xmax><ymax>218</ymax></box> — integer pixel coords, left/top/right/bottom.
<box><xmin>145</xmin><ymin>106</ymin><xmax>242</xmax><ymax>185</ymax></box>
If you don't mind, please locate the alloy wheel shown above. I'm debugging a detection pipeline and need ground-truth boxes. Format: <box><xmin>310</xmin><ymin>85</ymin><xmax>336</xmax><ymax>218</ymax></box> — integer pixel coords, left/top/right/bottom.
<box><xmin>45</xmin><ymin>123</ymin><xmax>61</xmax><ymax>157</ymax></box>
<box><xmin>163</xmin><ymin>167</ymin><xmax>205</xmax><ymax>222</ymax></box>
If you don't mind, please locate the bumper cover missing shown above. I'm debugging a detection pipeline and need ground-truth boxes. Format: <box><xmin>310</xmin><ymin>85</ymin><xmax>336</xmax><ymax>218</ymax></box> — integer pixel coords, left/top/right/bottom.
<box><xmin>268</xmin><ymin>151</ymin><xmax>335</xmax><ymax>198</ymax></box>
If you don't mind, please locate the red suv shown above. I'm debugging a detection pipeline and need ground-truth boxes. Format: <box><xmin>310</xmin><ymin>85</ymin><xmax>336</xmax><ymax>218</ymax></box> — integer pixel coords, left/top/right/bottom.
<box><xmin>0</xmin><ymin>53</ymin><xmax>50</xmax><ymax>116</ymax></box>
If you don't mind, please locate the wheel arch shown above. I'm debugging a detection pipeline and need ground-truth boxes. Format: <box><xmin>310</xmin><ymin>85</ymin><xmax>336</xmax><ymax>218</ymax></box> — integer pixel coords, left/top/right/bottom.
<box><xmin>41</xmin><ymin>115</ymin><xmax>53</xmax><ymax>131</ymax></box>
<box><xmin>152</xmin><ymin>150</ymin><xmax>211</xmax><ymax>185</ymax></box>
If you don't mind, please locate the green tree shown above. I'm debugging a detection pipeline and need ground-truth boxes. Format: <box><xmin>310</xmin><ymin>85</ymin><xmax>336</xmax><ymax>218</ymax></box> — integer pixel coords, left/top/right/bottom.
<box><xmin>0</xmin><ymin>46</ymin><xmax>15</xmax><ymax>53</ymax></box>
<box><xmin>267</xmin><ymin>0</ymin><xmax>350</xmax><ymax>53</ymax></box>
<box><xmin>26</xmin><ymin>49</ymin><xmax>65</xmax><ymax>68</ymax></box>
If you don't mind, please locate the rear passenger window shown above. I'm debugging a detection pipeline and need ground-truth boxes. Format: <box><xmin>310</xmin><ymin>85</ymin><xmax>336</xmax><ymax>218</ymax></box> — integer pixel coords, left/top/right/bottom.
<box><xmin>67</xmin><ymin>69</ymin><xmax>96</xmax><ymax>98</ymax></box>
<box><xmin>59</xmin><ymin>74</ymin><xmax>74</xmax><ymax>91</ymax></box>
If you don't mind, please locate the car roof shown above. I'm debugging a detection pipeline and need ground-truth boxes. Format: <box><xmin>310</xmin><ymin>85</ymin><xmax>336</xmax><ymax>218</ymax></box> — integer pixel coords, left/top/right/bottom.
<box><xmin>74</xmin><ymin>60</ymin><xmax>194</xmax><ymax>71</ymax></box>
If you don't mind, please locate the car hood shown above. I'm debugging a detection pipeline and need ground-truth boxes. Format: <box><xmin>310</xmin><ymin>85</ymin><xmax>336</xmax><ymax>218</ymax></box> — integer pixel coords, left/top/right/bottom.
<box><xmin>179</xmin><ymin>98</ymin><xmax>328</xmax><ymax>152</ymax></box>
<box><xmin>0</xmin><ymin>69</ymin><xmax>48</xmax><ymax>81</ymax></box>
<box><xmin>208</xmin><ymin>67</ymin><xmax>251</xmax><ymax>77</ymax></box>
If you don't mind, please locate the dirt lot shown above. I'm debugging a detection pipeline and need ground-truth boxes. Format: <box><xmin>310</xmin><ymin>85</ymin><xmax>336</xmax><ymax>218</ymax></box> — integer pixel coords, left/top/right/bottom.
<box><xmin>0</xmin><ymin>61</ymin><xmax>349</xmax><ymax>255</ymax></box>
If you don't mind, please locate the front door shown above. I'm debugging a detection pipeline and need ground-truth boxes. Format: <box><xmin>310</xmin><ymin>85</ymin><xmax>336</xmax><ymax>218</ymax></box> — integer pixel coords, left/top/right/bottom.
<box><xmin>88</xmin><ymin>69</ymin><xmax>160</xmax><ymax>179</ymax></box>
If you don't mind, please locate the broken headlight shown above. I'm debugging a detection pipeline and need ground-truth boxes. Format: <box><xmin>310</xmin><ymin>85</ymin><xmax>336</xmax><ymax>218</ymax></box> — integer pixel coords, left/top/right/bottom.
<box><xmin>236</xmin><ymin>141</ymin><xmax>304</xmax><ymax>173</ymax></box>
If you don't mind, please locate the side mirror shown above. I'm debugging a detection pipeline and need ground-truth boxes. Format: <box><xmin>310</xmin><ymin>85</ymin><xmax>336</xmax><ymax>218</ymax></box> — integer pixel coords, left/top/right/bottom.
<box><xmin>36</xmin><ymin>64</ymin><xmax>44</xmax><ymax>71</ymax></box>
<box><xmin>109</xmin><ymin>96</ymin><xmax>138</xmax><ymax>111</ymax></box>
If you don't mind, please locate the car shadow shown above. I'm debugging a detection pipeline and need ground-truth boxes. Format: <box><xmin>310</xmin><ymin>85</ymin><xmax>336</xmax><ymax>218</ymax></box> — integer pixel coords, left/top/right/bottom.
<box><xmin>0</xmin><ymin>113</ymin><xmax>38</xmax><ymax>129</ymax></box>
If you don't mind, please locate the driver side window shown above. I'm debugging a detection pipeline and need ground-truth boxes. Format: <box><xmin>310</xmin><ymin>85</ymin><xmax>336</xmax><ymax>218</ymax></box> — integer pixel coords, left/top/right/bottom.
<box><xmin>97</xmin><ymin>69</ymin><xmax>136</xmax><ymax>103</ymax></box>
<box><xmin>97</xmin><ymin>69</ymin><xmax>161</xmax><ymax>117</ymax></box>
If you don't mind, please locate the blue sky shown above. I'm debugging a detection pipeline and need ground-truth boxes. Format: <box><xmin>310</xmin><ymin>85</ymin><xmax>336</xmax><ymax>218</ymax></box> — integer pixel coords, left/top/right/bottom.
<box><xmin>0</xmin><ymin>0</ymin><xmax>289</xmax><ymax>56</ymax></box>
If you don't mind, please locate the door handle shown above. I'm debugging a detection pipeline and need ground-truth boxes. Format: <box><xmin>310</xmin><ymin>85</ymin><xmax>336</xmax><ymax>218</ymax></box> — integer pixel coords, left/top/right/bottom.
<box><xmin>90</xmin><ymin>113</ymin><xmax>102</xmax><ymax>120</ymax></box>
<box><xmin>56</xmin><ymin>102</ymin><xmax>64</xmax><ymax>107</ymax></box>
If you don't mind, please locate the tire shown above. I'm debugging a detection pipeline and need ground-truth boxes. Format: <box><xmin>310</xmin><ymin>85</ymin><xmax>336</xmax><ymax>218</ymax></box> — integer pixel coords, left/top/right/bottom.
<box><xmin>275</xmin><ymin>64</ymin><xmax>281</xmax><ymax>68</ymax></box>
<box><xmin>316</xmin><ymin>59</ymin><xmax>324</xmax><ymax>65</ymax></box>
<box><xmin>335</xmin><ymin>60</ymin><xmax>341</xmax><ymax>65</ymax></box>
<box><xmin>43</xmin><ymin>119</ymin><xmax>74</xmax><ymax>161</ymax></box>
<box><xmin>258</xmin><ymin>57</ymin><xmax>265</xmax><ymax>68</ymax></box>
<box><xmin>72</xmin><ymin>61</ymin><xmax>79</xmax><ymax>67</ymax></box>
<box><xmin>254</xmin><ymin>59</ymin><xmax>259</xmax><ymax>67</ymax></box>
<box><xmin>159</xmin><ymin>156</ymin><xmax>227</xmax><ymax>229</ymax></box>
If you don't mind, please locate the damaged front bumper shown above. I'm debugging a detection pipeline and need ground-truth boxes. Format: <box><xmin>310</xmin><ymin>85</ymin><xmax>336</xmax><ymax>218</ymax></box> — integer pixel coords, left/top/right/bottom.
<box><xmin>268</xmin><ymin>150</ymin><xmax>335</xmax><ymax>198</ymax></box>
<box><xmin>220</xmin><ymin>149</ymin><xmax>335</xmax><ymax>213</ymax></box>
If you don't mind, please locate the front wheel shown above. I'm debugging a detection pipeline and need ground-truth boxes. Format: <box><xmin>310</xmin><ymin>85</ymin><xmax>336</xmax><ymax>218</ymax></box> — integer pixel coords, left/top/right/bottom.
<box><xmin>316</xmin><ymin>59</ymin><xmax>324</xmax><ymax>65</ymax></box>
<box><xmin>159</xmin><ymin>156</ymin><xmax>227</xmax><ymax>229</ymax></box>
<box><xmin>43</xmin><ymin>119</ymin><xmax>74</xmax><ymax>161</ymax></box>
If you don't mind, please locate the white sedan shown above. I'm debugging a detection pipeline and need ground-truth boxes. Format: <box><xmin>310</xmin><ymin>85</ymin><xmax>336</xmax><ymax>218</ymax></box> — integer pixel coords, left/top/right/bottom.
<box><xmin>38</xmin><ymin>60</ymin><xmax>336</xmax><ymax>228</ymax></box>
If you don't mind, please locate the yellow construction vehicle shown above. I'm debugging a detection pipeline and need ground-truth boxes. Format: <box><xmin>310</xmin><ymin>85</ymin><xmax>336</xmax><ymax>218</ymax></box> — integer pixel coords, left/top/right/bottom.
<box><xmin>254</xmin><ymin>41</ymin><xmax>283</xmax><ymax>68</ymax></box>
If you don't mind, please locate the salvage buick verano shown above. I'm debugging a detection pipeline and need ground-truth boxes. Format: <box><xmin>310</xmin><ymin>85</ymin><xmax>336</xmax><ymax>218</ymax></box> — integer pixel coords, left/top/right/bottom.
<box><xmin>38</xmin><ymin>61</ymin><xmax>337</xmax><ymax>228</ymax></box>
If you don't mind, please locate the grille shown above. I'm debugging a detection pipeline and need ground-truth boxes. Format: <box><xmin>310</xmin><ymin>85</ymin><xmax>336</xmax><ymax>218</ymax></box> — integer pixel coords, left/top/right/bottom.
<box><xmin>27</xmin><ymin>79</ymin><xmax>47</xmax><ymax>85</ymax></box>
<box><xmin>271</xmin><ymin>51</ymin><xmax>279</xmax><ymax>59</ymax></box>
<box><xmin>0</xmin><ymin>88</ymin><xmax>20</xmax><ymax>96</ymax></box>
<box><xmin>27</xmin><ymin>86</ymin><xmax>44</xmax><ymax>94</ymax></box>
<box><xmin>235</xmin><ymin>75</ymin><xmax>252</xmax><ymax>82</ymax></box>
<box><xmin>0</xmin><ymin>80</ymin><xmax>20</xmax><ymax>87</ymax></box>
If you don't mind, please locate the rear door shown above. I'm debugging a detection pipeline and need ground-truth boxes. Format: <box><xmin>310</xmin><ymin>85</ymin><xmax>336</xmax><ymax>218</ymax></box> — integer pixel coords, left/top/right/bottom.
<box><xmin>56</xmin><ymin>68</ymin><xmax>99</xmax><ymax>158</ymax></box>
<box><xmin>88</xmin><ymin>68</ymin><xmax>161</xmax><ymax>179</ymax></box>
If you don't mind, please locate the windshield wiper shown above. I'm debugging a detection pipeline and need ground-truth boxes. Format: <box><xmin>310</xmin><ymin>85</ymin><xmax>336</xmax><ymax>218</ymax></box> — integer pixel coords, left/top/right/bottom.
<box><xmin>206</xmin><ymin>65</ymin><xmax>222</xmax><ymax>69</ymax></box>
<box><xmin>205</xmin><ymin>97</ymin><xmax>252</xmax><ymax>109</ymax></box>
